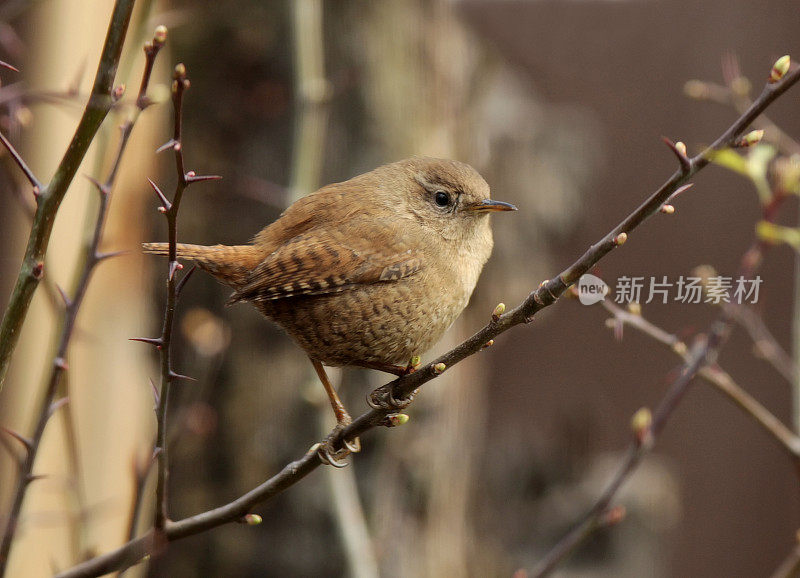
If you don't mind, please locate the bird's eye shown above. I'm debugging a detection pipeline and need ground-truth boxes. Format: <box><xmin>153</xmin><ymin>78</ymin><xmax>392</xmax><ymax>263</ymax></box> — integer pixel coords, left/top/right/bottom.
<box><xmin>434</xmin><ymin>191</ymin><xmax>450</xmax><ymax>207</ymax></box>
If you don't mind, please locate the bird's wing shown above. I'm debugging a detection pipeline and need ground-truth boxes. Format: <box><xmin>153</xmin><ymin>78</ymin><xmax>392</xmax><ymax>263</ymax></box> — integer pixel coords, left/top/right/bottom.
<box><xmin>228</xmin><ymin>230</ymin><xmax>421</xmax><ymax>303</ymax></box>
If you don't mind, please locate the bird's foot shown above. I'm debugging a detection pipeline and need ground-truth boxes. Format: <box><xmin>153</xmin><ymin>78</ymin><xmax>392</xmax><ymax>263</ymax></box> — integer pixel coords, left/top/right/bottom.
<box><xmin>314</xmin><ymin>422</ymin><xmax>361</xmax><ymax>468</ymax></box>
<box><xmin>367</xmin><ymin>383</ymin><xmax>417</xmax><ymax>411</ymax></box>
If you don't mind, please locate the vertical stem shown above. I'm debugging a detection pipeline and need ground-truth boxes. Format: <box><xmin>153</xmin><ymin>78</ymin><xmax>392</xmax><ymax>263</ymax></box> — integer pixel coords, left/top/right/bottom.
<box><xmin>0</xmin><ymin>0</ymin><xmax>136</xmax><ymax>389</ymax></box>
<box><xmin>0</xmin><ymin>25</ymin><xmax>164</xmax><ymax>573</ymax></box>
<box><xmin>289</xmin><ymin>0</ymin><xmax>329</xmax><ymax>202</ymax></box>
<box><xmin>153</xmin><ymin>63</ymin><xmax>192</xmax><ymax>531</ymax></box>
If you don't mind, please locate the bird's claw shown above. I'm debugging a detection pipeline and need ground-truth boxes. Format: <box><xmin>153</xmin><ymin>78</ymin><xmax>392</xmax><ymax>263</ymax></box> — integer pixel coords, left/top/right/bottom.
<box><xmin>313</xmin><ymin>424</ymin><xmax>360</xmax><ymax>468</ymax></box>
<box><xmin>316</xmin><ymin>443</ymin><xmax>349</xmax><ymax>468</ymax></box>
<box><xmin>367</xmin><ymin>384</ymin><xmax>415</xmax><ymax>411</ymax></box>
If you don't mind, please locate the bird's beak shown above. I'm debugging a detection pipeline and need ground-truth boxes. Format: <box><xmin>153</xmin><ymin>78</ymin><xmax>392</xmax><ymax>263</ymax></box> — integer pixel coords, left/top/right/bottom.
<box><xmin>466</xmin><ymin>199</ymin><xmax>518</xmax><ymax>212</ymax></box>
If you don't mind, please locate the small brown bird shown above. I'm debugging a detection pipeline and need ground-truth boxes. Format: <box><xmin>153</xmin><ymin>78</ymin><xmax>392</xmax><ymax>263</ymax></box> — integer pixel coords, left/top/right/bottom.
<box><xmin>144</xmin><ymin>157</ymin><xmax>515</xmax><ymax>463</ymax></box>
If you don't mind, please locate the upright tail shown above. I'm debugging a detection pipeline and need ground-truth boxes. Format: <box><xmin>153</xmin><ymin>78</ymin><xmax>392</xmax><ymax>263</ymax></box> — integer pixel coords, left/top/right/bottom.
<box><xmin>142</xmin><ymin>242</ymin><xmax>260</xmax><ymax>289</ymax></box>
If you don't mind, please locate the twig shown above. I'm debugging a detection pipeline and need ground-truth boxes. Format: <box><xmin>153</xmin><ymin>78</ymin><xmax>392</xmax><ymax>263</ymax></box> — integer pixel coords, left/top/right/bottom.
<box><xmin>530</xmin><ymin>319</ymin><xmax>730</xmax><ymax>577</ymax></box>
<box><xmin>0</xmin><ymin>129</ymin><xmax>42</xmax><ymax>190</ymax></box>
<box><xmin>728</xmin><ymin>304</ymin><xmax>797</xmax><ymax>384</ymax></box>
<box><xmin>0</xmin><ymin>0</ymin><xmax>136</xmax><ymax>390</ymax></box>
<box><xmin>144</xmin><ymin>63</ymin><xmax>221</xmax><ymax>533</ymax></box>
<box><xmin>603</xmin><ymin>301</ymin><xmax>800</xmax><ymax>462</ymax></box>
<box><xmin>59</xmin><ymin>372</ymin><xmax>90</xmax><ymax>564</ymax></box>
<box><xmin>115</xmin><ymin>451</ymin><xmax>157</xmax><ymax>578</ymax></box>
<box><xmin>0</xmin><ymin>26</ymin><xmax>165</xmax><ymax>575</ymax></box>
<box><xmin>54</xmin><ymin>58</ymin><xmax>800</xmax><ymax>578</ymax></box>
<box><xmin>530</xmin><ymin>159</ymin><xmax>791</xmax><ymax>575</ymax></box>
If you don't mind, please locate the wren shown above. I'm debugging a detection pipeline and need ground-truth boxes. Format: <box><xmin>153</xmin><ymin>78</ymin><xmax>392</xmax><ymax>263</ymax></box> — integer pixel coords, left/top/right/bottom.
<box><xmin>143</xmin><ymin>157</ymin><xmax>516</xmax><ymax>464</ymax></box>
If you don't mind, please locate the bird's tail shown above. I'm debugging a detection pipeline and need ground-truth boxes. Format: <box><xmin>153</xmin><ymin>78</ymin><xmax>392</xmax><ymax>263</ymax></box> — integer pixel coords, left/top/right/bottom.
<box><xmin>142</xmin><ymin>242</ymin><xmax>258</xmax><ymax>289</ymax></box>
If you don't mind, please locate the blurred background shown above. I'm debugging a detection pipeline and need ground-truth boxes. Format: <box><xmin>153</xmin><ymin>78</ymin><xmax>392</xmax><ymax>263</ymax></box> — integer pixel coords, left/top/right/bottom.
<box><xmin>0</xmin><ymin>0</ymin><xmax>799</xmax><ymax>576</ymax></box>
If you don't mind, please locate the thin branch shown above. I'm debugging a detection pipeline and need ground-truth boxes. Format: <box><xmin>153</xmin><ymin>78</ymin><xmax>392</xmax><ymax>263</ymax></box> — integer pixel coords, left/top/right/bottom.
<box><xmin>152</xmin><ymin>61</ymin><xmax>192</xmax><ymax>534</ymax></box>
<box><xmin>116</xmin><ymin>451</ymin><xmax>157</xmax><ymax>578</ymax></box>
<box><xmin>530</xmin><ymin>319</ymin><xmax>730</xmax><ymax>577</ymax></box>
<box><xmin>530</xmin><ymin>171</ymin><xmax>787</xmax><ymax>575</ymax></box>
<box><xmin>729</xmin><ymin>304</ymin><xmax>797</xmax><ymax>384</ymax></box>
<box><xmin>55</xmin><ymin>59</ymin><xmax>800</xmax><ymax>578</ymax></box>
<box><xmin>0</xmin><ymin>26</ymin><xmax>165</xmax><ymax>575</ymax></box>
<box><xmin>0</xmin><ymin>0</ymin><xmax>136</xmax><ymax>390</ymax></box>
<box><xmin>603</xmin><ymin>301</ymin><xmax>800</xmax><ymax>462</ymax></box>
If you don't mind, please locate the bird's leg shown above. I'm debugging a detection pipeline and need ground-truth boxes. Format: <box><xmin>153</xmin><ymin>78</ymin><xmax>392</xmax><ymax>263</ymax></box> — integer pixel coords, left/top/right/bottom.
<box><xmin>366</xmin><ymin>355</ymin><xmax>420</xmax><ymax>411</ymax></box>
<box><xmin>311</xmin><ymin>359</ymin><xmax>360</xmax><ymax>466</ymax></box>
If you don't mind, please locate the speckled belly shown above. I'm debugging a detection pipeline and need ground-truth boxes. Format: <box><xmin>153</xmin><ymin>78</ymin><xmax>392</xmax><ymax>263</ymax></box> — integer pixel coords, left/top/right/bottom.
<box><xmin>254</xmin><ymin>279</ymin><xmax>469</xmax><ymax>367</ymax></box>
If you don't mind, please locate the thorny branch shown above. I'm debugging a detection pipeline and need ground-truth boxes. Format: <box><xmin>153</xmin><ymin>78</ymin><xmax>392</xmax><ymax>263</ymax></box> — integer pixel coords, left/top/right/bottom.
<box><xmin>137</xmin><ymin>63</ymin><xmax>220</xmax><ymax>533</ymax></box>
<box><xmin>0</xmin><ymin>25</ymin><xmax>166</xmax><ymax>575</ymax></box>
<box><xmin>0</xmin><ymin>0</ymin><xmax>136</xmax><ymax>389</ymax></box>
<box><xmin>55</xmin><ymin>60</ymin><xmax>800</xmax><ymax>578</ymax></box>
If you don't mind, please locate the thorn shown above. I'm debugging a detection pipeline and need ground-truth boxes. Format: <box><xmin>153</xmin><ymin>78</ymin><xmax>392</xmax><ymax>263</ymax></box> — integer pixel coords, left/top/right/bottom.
<box><xmin>0</xmin><ymin>129</ymin><xmax>42</xmax><ymax>189</ymax></box>
<box><xmin>185</xmin><ymin>173</ymin><xmax>223</xmax><ymax>184</ymax></box>
<box><xmin>176</xmin><ymin>266</ymin><xmax>197</xmax><ymax>297</ymax></box>
<box><xmin>130</xmin><ymin>337</ymin><xmax>164</xmax><ymax>347</ymax></box>
<box><xmin>26</xmin><ymin>474</ymin><xmax>48</xmax><ymax>484</ymax></box>
<box><xmin>147</xmin><ymin>178</ymin><xmax>172</xmax><ymax>210</ymax></box>
<box><xmin>168</xmin><ymin>370</ymin><xmax>197</xmax><ymax>382</ymax></box>
<box><xmin>84</xmin><ymin>174</ymin><xmax>110</xmax><ymax>196</ymax></box>
<box><xmin>662</xmin><ymin>137</ymin><xmax>691</xmax><ymax>173</ymax></box>
<box><xmin>169</xmin><ymin>260</ymin><xmax>183</xmax><ymax>281</ymax></box>
<box><xmin>0</xmin><ymin>60</ymin><xmax>19</xmax><ymax>72</ymax></box>
<box><xmin>55</xmin><ymin>284</ymin><xmax>72</xmax><ymax>308</ymax></box>
<box><xmin>96</xmin><ymin>249</ymin><xmax>129</xmax><ymax>262</ymax></box>
<box><xmin>1</xmin><ymin>427</ymin><xmax>33</xmax><ymax>452</ymax></box>
<box><xmin>667</xmin><ymin>183</ymin><xmax>694</xmax><ymax>203</ymax></box>
<box><xmin>155</xmin><ymin>139</ymin><xmax>178</xmax><ymax>154</ymax></box>
<box><xmin>49</xmin><ymin>397</ymin><xmax>70</xmax><ymax>417</ymax></box>
<box><xmin>150</xmin><ymin>378</ymin><xmax>160</xmax><ymax>408</ymax></box>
